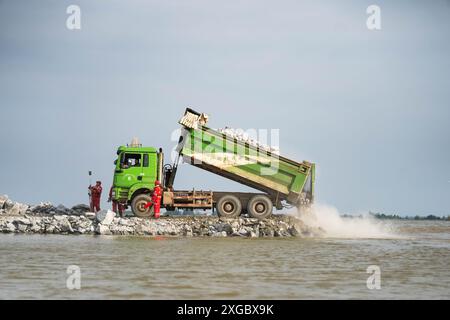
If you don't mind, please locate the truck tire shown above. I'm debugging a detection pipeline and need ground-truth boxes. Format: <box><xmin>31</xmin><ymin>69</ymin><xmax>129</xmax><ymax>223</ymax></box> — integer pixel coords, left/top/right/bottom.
<box><xmin>131</xmin><ymin>194</ymin><xmax>155</xmax><ymax>218</ymax></box>
<box><xmin>216</xmin><ymin>195</ymin><xmax>242</xmax><ymax>218</ymax></box>
<box><xmin>247</xmin><ymin>195</ymin><xmax>273</xmax><ymax>219</ymax></box>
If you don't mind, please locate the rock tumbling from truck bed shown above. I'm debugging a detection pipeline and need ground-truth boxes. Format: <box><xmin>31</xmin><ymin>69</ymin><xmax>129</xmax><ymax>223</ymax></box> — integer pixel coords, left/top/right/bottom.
<box><xmin>0</xmin><ymin>195</ymin><xmax>324</xmax><ymax>238</ymax></box>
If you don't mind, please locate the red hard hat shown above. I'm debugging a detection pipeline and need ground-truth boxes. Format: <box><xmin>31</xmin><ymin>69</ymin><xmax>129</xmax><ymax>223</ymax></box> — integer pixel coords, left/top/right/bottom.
<box><xmin>154</xmin><ymin>180</ymin><xmax>161</xmax><ymax>186</ymax></box>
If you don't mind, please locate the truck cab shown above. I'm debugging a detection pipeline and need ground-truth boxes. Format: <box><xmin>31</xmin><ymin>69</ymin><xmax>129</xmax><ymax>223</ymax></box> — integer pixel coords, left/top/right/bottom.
<box><xmin>112</xmin><ymin>145</ymin><xmax>161</xmax><ymax>211</ymax></box>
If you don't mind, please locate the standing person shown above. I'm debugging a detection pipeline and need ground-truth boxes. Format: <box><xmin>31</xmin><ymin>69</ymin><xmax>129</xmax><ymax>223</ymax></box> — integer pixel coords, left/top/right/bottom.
<box><xmin>144</xmin><ymin>180</ymin><xmax>162</xmax><ymax>218</ymax></box>
<box><xmin>88</xmin><ymin>181</ymin><xmax>103</xmax><ymax>213</ymax></box>
<box><xmin>108</xmin><ymin>186</ymin><xmax>124</xmax><ymax>217</ymax></box>
<box><xmin>152</xmin><ymin>180</ymin><xmax>163</xmax><ymax>219</ymax></box>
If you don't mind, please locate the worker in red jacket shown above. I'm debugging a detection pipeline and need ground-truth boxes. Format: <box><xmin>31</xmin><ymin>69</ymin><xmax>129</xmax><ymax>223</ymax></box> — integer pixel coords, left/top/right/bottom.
<box><xmin>89</xmin><ymin>181</ymin><xmax>103</xmax><ymax>213</ymax></box>
<box><xmin>152</xmin><ymin>180</ymin><xmax>162</xmax><ymax>218</ymax></box>
<box><xmin>108</xmin><ymin>186</ymin><xmax>124</xmax><ymax>217</ymax></box>
<box><xmin>144</xmin><ymin>180</ymin><xmax>162</xmax><ymax>218</ymax></box>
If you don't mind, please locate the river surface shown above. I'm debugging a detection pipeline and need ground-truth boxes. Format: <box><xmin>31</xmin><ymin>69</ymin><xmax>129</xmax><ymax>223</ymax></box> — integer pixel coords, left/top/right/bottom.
<box><xmin>0</xmin><ymin>220</ymin><xmax>449</xmax><ymax>299</ymax></box>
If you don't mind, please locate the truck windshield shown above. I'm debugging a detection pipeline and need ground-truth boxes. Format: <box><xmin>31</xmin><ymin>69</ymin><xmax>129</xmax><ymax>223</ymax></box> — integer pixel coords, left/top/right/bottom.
<box><xmin>121</xmin><ymin>153</ymin><xmax>142</xmax><ymax>168</ymax></box>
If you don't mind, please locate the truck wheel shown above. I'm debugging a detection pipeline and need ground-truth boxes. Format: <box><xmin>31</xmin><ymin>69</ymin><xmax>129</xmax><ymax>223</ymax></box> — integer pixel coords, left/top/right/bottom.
<box><xmin>247</xmin><ymin>195</ymin><xmax>273</xmax><ymax>219</ymax></box>
<box><xmin>216</xmin><ymin>195</ymin><xmax>242</xmax><ymax>218</ymax></box>
<box><xmin>131</xmin><ymin>194</ymin><xmax>155</xmax><ymax>218</ymax></box>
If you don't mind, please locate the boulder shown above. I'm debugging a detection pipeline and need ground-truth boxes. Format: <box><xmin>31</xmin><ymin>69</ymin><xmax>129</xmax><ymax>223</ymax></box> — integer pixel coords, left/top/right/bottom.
<box><xmin>13</xmin><ymin>217</ymin><xmax>31</xmax><ymax>225</ymax></box>
<box><xmin>30</xmin><ymin>223</ymin><xmax>41</xmax><ymax>233</ymax></box>
<box><xmin>58</xmin><ymin>218</ymin><xmax>73</xmax><ymax>233</ymax></box>
<box><xmin>17</xmin><ymin>223</ymin><xmax>28</xmax><ymax>232</ymax></box>
<box><xmin>238</xmin><ymin>228</ymin><xmax>249</xmax><ymax>236</ymax></box>
<box><xmin>96</xmin><ymin>224</ymin><xmax>111</xmax><ymax>235</ymax></box>
<box><xmin>55</xmin><ymin>204</ymin><xmax>70</xmax><ymax>215</ymax></box>
<box><xmin>29</xmin><ymin>202</ymin><xmax>54</xmax><ymax>214</ymax></box>
<box><xmin>5</xmin><ymin>222</ymin><xmax>16</xmax><ymax>232</ymax></box>
<box><xmin>96</xmin><ymin>210</ymin><xmax>115</xmax><ymax>225</ymax></box>
<box><xmin>85</xmin><ymin>212</ymin><xmax>96</xmax><ymax>219</ymax></box>
<box><xmin>4</xmin><ymin>199</ymin><xmax>15</xmax><ymax>211</ymax></box>
<box><xmin>5</xmin><ymin>202</ymin><xmax>29</xmax><ymax>216</ymax></box>
<box><xmin>71</xmin><ymin>204</ymin><xmax>90</xmax><ymax>213</ymax></box>
<box><xmin>0</xmin><ymin>195</ymin><xmax>8</xmax><ymax>208</ymax></box>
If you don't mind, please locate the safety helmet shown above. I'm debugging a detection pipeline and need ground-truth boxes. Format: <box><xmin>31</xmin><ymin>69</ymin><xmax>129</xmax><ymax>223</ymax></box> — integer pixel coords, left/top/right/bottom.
<box><xmin>154</xmin><ymin>180</ymin><xmax>161</xmax><ymax>186</ymax></box>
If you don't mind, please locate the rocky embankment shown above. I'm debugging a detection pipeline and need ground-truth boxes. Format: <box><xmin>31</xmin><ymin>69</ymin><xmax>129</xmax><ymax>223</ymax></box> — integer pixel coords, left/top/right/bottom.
<box><xmin>0</xmin><ymin>195</ymin><xmax>323</xmax><ymax>238</ymax></box>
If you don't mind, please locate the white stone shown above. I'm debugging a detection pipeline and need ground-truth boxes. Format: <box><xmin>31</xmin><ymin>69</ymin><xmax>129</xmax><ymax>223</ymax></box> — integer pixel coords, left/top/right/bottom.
<box><xmin>0</xmin><ymin>195</ymin><xmax>8</xmax><ymax>208</ymax></box>
<box><xmin>30</xmin><ymin>224</ymin><xmax>41</xmax><ymax>232</ymax></box>
<box><xmin>17</xmin><ymin>224</ymin><xmax>28</xmax><ymax>232</ymax></box>
<box><xmin>4</xmin><ymin>199</ymin><xmax>14</xmax><ymax>210</ymax></box>
<box><xmin>5</xmin><ymin>222</ymin><xmax>15</xmax><ymax>232</ymax></box>
<box><xmin>97</xmin><ymin>224</ymin><xmax>111</xmax><ymax>235</ymax></box>
<box><xmin>5</xmin><ymin>202</ymin><xmax>29</xmax><ymax>216</ymax></box>
<box><xmin>85</xmin><ymin>212</ymin><xmax>96</xmax><ymax>219</ymax></box>
<box><xmin>238</xmin><ymin>228</ymin><xmax>249</xmax><ymax>236</ymax></box>
<box><xmin>59</xmin><ymin>219</ymin><xmax>73</xmax><ymax>233</ymax></box>
<box><xmin>14</xmin><ymin>217</ymin><xmax>31</xmax><ymax>225</ymax></box>
<box><xmin>95</xmin><ymin>210</ymin><xmax>115</xmax><ymax>225</ymax></box>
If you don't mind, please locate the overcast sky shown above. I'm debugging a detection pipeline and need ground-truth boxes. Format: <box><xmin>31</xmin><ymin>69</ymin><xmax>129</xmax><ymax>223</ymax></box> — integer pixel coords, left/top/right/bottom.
<box><xmin>0</xmin><ymin>0</ymin><xmax>449</xmax><ymax>216</ymax></box>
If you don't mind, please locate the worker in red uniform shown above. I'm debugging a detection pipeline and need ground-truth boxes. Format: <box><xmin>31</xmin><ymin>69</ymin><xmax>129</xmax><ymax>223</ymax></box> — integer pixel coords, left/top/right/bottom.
<box><xmin>88</xmin><ymin>181</ymin><xmax>103</xmax><ymax>213</ymax></box>
<box><xmin>108</xmin><ymin>186</ymin><xmax>124</xmax><ymax>217</ymax></box>
<box><xmin>144</xmin><ymin>180</ymin><xmax>162</xmax><ymax>218</ymax></box>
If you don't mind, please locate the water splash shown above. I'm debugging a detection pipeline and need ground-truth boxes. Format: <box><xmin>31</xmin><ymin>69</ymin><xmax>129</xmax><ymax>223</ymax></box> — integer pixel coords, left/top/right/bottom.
<box><xmin>292</xmin><ymin>203</ymin><xmax>397</xmax><ymax>239</ymax></box>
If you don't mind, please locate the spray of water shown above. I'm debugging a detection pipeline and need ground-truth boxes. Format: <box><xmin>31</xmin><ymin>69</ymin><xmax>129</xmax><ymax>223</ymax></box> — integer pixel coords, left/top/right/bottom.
<box><xmin>292</xmin><ymin>203</ymin><xmax>397</xmax><ymax>239</ymax></box>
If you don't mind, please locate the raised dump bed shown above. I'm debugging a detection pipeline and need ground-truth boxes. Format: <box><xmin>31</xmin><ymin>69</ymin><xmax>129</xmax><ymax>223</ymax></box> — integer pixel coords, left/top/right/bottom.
<box><xmin>177</xmin><ymin>108</ymin><xmax>315</xmax><ymax>208</ymax></box>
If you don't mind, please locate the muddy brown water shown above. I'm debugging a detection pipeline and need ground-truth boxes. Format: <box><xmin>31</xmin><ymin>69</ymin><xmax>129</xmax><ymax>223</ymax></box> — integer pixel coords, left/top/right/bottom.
<box><xmin>0</xmin><ymin>220</ymin><xmax>449</xmax><ymax>299</ymax></box>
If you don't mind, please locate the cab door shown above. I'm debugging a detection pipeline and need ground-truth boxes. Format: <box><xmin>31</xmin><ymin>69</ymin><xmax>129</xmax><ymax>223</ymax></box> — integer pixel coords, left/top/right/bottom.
<box><xmin>114</xmin><ymin>152</ymin><xmax>143</xmax><ymax>188</ymax></box>
<box><xmin>141</xmin><ymin>152</ymin><xmax>157</xmax><ymax>186</ymax></box>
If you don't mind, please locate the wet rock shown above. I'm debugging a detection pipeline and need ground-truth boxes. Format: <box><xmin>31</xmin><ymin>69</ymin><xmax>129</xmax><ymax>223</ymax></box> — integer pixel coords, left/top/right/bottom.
<box><xmin>45</xmin><ymin>225</ymin><xmax>55</xmax><ymax>234</ymax></box>
<box><xmin>96</xmin><ymin>224</ymin><xmax>111</xmax><ymax>235</ymax></box>
<box><xmin>135</xmin><ymin>223</ymin><xmax>153</xmax><ymax>235</ymax></box>
<box><xmin>238</xmin><ymin>228</ymin><xmax>249</xmax><ymax>236</ymax></box>
<box><xmin>5</xmin><ymin>222</ymin><xmax>16</xmax><ymax>232</ymax></box>
<box><xmin>212</xmin><ymin>231</ymin><xmax>227</xmax><ymax>237</ymax></box>
<box><xmin>30</xmin><ymin>223</ymin><xmax>41</xmax><ymax>233</ymax></box>
<box><xmin>16</xmin><ymin>223</ymin><xmax>28</xmax><ymax>232</ymax></box>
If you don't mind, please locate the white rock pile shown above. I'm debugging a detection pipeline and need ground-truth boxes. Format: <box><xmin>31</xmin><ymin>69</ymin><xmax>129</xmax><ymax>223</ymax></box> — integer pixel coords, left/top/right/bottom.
<box><xmin>0</xmin><ymin>195</ymin><xmax>324</xmax><ymax>237</ymax></box>
<box><xmin>218</xmin><ymin>127</ymin><xmax>280</xmax><ymax>155</ymax></box>
<box><xmin>0</xmin><ymin>195</ymin><xmax>90</xmax><ymax>216</ymax></box>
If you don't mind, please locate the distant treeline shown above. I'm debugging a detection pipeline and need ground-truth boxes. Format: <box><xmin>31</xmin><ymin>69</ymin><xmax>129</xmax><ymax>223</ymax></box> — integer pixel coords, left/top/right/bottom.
<box><xmin>340</xmin><ymin>212</ymin><xmax>450</xmax><ymax>220</ymax></box>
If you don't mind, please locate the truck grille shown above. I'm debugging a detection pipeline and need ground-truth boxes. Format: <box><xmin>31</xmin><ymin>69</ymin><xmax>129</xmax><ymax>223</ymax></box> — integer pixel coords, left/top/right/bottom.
<box><xmin>118</xmin><ymin>189</ymin><xmax>129</xmax><ymax>201</ymax></box>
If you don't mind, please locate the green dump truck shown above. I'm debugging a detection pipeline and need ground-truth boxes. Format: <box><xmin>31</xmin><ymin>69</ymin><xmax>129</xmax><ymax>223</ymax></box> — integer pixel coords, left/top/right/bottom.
<box><xmin>111</xmin><ymin>108</ymin><xmax>315</xmax><ymax>219</ymax></box>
